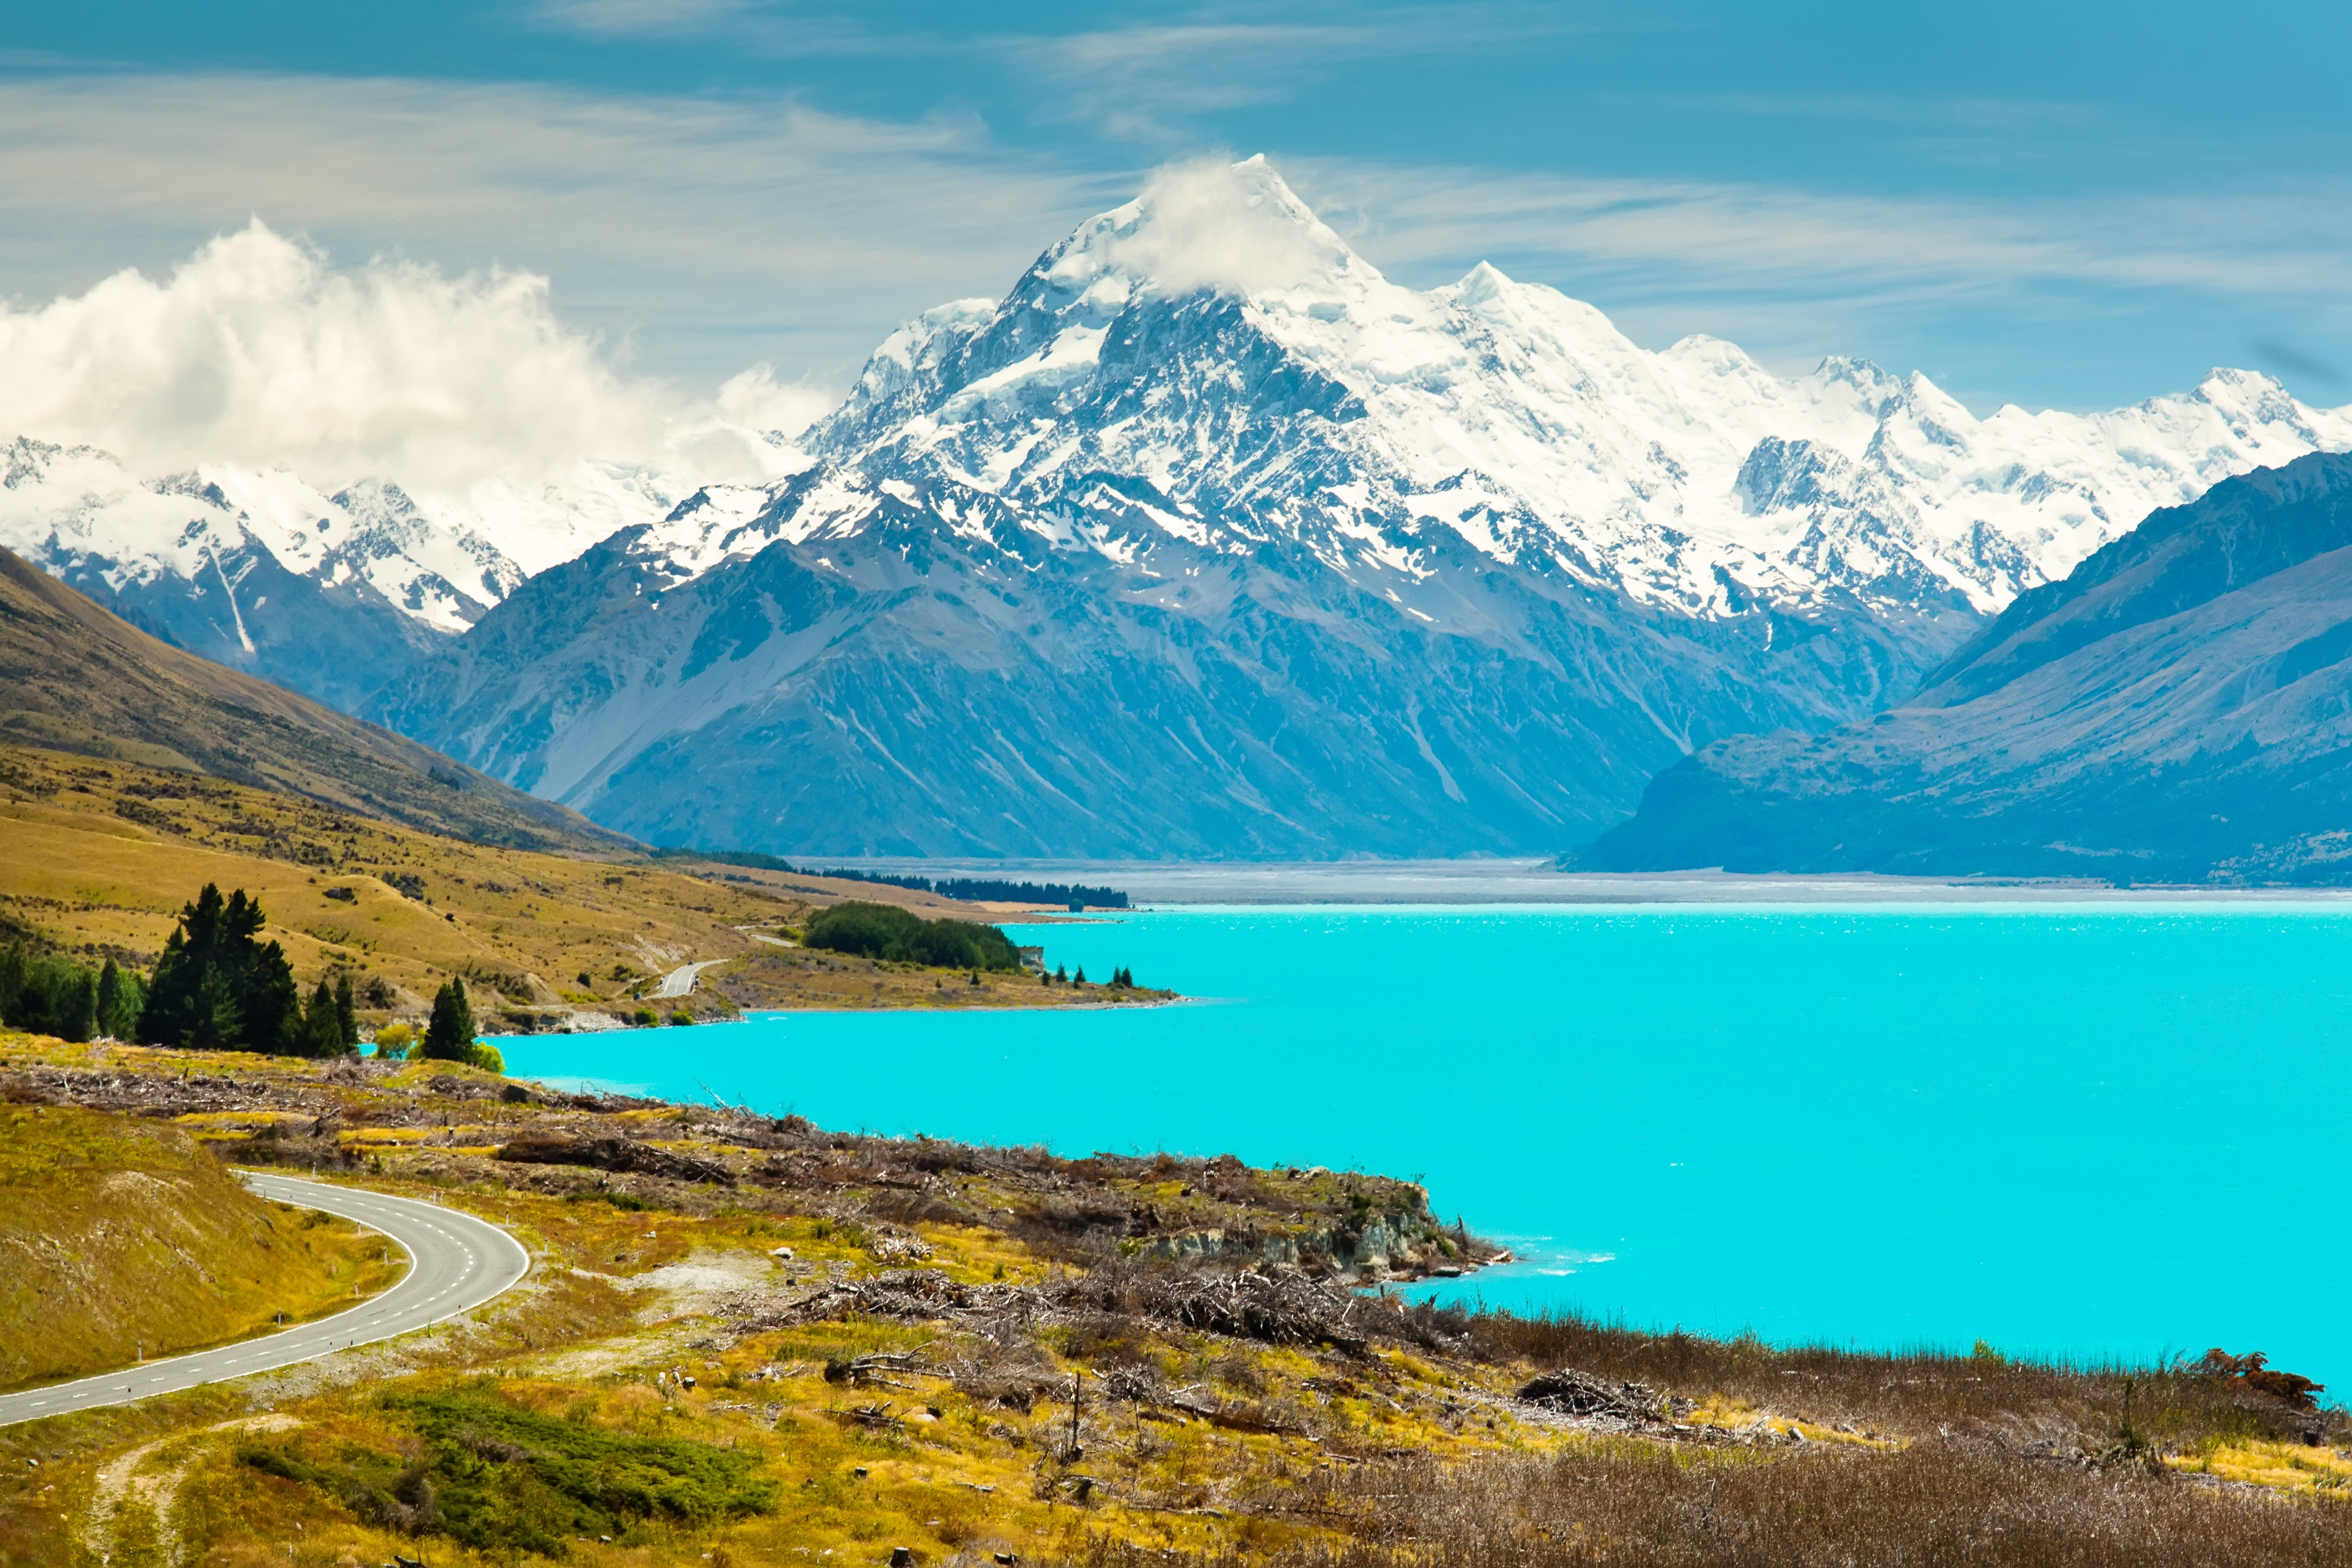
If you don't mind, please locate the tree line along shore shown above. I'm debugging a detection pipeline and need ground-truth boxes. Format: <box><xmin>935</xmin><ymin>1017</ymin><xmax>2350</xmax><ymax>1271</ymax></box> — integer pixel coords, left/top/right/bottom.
<box><xmin>0</xmin><ymin>741</ymin><xmax>1169</xmax><ymax>1053</ymax></box>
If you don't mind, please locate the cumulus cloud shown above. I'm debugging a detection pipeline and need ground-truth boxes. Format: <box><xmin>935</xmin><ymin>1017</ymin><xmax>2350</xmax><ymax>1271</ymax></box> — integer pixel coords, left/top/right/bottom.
<box><xmin>1093</xmin><ymin>155</ymin><xmax>1351</xmax><ymax>297</ymax></box>
<box><xmin>0</xmin><ymin>75</ymin><xmax>1124</xmax><ymax>390</ymax></box>
<box><xmin>0</xmin><ymin>219</ymin><xmax>814</xmax><ymax>490</ymax></box>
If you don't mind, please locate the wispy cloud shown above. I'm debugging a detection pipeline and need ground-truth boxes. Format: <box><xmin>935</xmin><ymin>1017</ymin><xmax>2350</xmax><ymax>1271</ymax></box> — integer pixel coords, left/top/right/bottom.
<box><xmin>1295</xmin><ymin>158</ymin><xmax>2352</xmax><ymax>306</ymax></box>
<box><xmin>530</xmin><ymin>0</ymin><xmax>753</xmax><ymax>36</ymax></box>
<box><xmin>5</xmin><ymin>70</ymin><xmax>2350</xmax><ymax>429</ymax></box>
<box><xmin>1019</xmin><ymin>9</ymin><xmax>1618</xmax><ymax>141</ymax></box>
<box><xmin>0</xmin><ymin>73</ymin><xmax>1127</xmax><ymax>387</ymax></box>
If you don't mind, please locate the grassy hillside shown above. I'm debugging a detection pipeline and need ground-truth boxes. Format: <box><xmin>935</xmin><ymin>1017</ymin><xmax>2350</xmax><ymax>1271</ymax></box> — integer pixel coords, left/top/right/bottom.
<box><xmin>0</xmin><ymin>547</ymin><xmax>623</xmax><ymax>853</ymax></box>
<box><xmin>0</xmin><ymin>1102</ymin><xmax>396</xmax><ymax>1390</ymax></box>
<box><xmin>0</xmin><ymin>743</ymin><xmax>1150</xmax><ymax>1028</ymax></box>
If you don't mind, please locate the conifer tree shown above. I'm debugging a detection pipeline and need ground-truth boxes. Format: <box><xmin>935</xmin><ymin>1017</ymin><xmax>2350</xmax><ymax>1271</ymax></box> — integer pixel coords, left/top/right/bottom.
<box><xmin>96</xmin><ymin>958</ymin><xmax>137</xmax><ymax>1039</ymax></box>
<box><xmin>1073</xmin><ymin>965</ymin><xmax>1087</xmax><ymax>985</ymax></box>
<box><xmin>422</xmin><ymin>977</ymin><xmax>477</xmax><ymax>1061</ymax></box>
<box><xmin>59</xmin><ymin>969</ymin><xmax>97</xmax><ymax>1042</ymax></box>
<box><xmin>299</xmin><ymin>977</ymin><xmax>343</xmax><ymax>1057</ymax></box>
<box><xmin>140</xmin><ymin>884</ymin><xmax>300</xmax><ymax>1052</ymax></box>
<box><xmin>1054</xmin><ymin>962</ymin><xmax>1067</xmax><ymax>983</ymax></box>
<box><xmin>333</xmin><ymin>975</ymin><xmax>358</xmax><ymax>1049</ymax></box>
<box><xmin>0</xmin><ymin>946</ymin><xmax>25</xmax><ymax>1024</ymax></box>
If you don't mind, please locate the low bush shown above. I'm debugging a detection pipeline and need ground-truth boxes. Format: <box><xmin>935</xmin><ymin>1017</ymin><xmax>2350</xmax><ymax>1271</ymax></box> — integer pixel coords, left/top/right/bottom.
<box><xmin>238</xmin><ymin>1383</ymin><xmax>776</xmax><ymax>1555</ymax></box>
<box><xmin>801</xmin><ymin>901</ymin><xmax>1024</xmax><ymax>971</ymax></box>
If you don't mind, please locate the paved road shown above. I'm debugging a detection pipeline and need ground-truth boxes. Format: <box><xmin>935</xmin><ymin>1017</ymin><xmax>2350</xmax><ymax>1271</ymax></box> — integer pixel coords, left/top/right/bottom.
<box><xmin>654</xmin><ymin>960</ymin><xmax>723</xmax><ymax>998</ymax></box>
<box><xmin>0</xmin><ymin>1172</ymin><xmax>530</xmax><ymax>1429</ymax></box>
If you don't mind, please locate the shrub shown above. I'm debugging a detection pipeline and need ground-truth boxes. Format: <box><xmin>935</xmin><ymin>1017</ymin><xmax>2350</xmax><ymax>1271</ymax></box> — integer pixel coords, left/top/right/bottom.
<box><xmin>801</xmin><ymin>901</ymin><xmax>1023</xmax><ymax>971</ymax></box>
<box><xmin>238</xmin><ymin>1383</ymin><xmax>775</xmax><ymax>1556</ymax></box>
<box><xmin>632</xmin><ymin>1008</ymin><xmax>658</xmax><ymax>1027</ymax></box>
<box><xmin>372</xmin><ymin>1021</ymin><xmax>415</xmax><ymax>1058</ymax></box>
<box><xmin>668</xmin><ymin>1011</ymin><xmax>694</xmax><ymax>1027</ymax></box>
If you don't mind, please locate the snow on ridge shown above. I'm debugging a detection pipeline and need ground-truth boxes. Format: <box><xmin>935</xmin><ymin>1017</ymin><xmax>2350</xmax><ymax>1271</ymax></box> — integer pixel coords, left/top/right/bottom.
<box><xmin>790</xmin><ymin>157</ymin><xmax>2352</xmax><ymax>620</ymax></box>
<box><xmin>0</xmin><ymin>434</ymin><xmax>704</xmax><ymax>636</ymax></box>
<box><xmin>11</xmin><ymin>157</ymin><xmax>2352</xmax><ymax>640</ymax></box>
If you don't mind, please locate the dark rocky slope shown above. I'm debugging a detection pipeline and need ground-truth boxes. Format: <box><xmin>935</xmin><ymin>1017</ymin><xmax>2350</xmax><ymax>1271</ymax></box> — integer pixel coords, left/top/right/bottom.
<box><xmin>1576</xmin><ymin>452</ymin><xmax>2352</xmax><ymax>882</ymax></box>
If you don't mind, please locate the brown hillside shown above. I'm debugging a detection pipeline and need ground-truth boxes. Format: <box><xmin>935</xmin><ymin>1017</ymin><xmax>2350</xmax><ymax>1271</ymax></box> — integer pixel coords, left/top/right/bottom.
<box><xmin>0</xmin><ymin>743</ymin><xmax>1127</xmax><ymax>1026</ymax></box>
<box><xmin>0</xmin><ymin>1103</ymin><xmax>396</xmax><ymax>1390</ymax></box>
<box><xmin>0</xmin><ymin>547</ymin><xmax>625</xmax><ymax>852</ymax></box>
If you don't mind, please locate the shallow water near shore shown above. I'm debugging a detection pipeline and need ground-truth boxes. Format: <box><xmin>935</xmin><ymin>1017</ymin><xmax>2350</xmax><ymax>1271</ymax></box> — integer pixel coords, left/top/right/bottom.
<box><xmin>504</xmin><ymin>904</ymin><xmax>2352</xmax><ymax>1388</ymax></box>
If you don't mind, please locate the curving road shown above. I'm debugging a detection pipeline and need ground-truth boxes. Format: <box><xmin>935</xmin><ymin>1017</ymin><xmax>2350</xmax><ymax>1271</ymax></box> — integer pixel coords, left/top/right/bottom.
<box><xmin>654</xmin><ymin>960</ymin><xmax>722</xmax><ymax>998</ymax></box>
<box><xmin>0</xmin><ymin>1172</ymin><xmax>530</xmax><ymax>1429</ymax></box>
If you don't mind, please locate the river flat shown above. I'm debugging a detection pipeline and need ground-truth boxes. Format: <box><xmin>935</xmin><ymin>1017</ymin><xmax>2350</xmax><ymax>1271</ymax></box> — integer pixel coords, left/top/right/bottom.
<box><xmin>505</xmin><ymin>901</ymin><xmax>2352</xmax><ymax>1387</ymax></box>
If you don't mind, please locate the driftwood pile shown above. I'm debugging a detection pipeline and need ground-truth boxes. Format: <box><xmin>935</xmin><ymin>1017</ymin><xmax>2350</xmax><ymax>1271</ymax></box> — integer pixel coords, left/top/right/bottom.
<box><xmin>732</xmin><ymin>1264</ymin><xmax>1378</xmax><ymax>1355</ymax></box>
<box><xmin>1512</xmin><ymin>1368</ymin><xmax>1665</xmax><ymax>1425</ymax></box>
<box><xmin>495</xmin><ymin>1135</ymin><xmax>736</xmax><ymax>1185</ymax></box>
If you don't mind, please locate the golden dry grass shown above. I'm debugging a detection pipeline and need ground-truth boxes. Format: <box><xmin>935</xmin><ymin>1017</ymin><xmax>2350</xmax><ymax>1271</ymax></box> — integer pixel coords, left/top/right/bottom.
<box><xmin>0</xmin><ymin>1105</ymin><xmax>399</xmax><ymax>1390</ymax></box>
<box><xmin>6</xmin><ymin>1042</ymin><xmax>2348</xmax><ymax>1568</ymax></box>
<box><xmin>0</xmin><ymin>741</ymin><xmax>1140</xmax><ymax>1029</ymax></box>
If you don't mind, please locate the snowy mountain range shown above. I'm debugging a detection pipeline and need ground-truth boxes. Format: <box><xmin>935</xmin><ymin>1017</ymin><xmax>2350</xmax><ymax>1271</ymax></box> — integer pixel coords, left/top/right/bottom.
<box><xmin>10</xmin><ymin>158</ymin><xmax>2352</xmax><ymax>855</ymax></box>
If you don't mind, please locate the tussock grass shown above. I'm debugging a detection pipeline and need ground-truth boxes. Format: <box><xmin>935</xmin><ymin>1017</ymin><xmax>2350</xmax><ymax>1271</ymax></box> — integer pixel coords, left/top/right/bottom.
<box><xmin>8</xmin><ymin>1050</ymin><xmax>2350</xmax><ymax>1568</ymax></box>
<box><xmin>0</xmin><ymin>1104</ymin><xmax>399</xmax><ymax>1390</ymax></box>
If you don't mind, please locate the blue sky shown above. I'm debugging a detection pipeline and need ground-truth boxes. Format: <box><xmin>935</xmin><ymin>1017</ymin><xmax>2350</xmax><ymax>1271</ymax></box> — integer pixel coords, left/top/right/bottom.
<box><xmin>6</xmin><ymin>1</ymin><xmax>2351</xmax><ymax>414</ymax></box>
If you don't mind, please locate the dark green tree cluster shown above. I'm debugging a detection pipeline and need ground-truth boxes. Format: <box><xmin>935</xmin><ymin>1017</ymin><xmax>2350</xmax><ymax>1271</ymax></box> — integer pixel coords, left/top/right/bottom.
<box><xmin>0</xmin><ymin>946</ymin><xmax>142</xmax><ymax>1042</ymax></box>
<box><xmin>140</xmin><ymin>884</ymin><xmax>353</xmax><ymax>1056</ymax></box>
<box><xmin>800</xmin><ymin>901</ymin><xmax>1024</xmax><ymax>971</ymax></box>
<box><xmin>299</xmin><ymin>974</ymin><xmax>361</xmax><ymax>1056</ymax></box>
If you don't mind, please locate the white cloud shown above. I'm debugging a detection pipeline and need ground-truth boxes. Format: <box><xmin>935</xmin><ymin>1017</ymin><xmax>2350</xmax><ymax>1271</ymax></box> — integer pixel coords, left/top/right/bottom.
<box><xmin>1088</xmin><ymin>155</ymin><xmax>1350</xmax><ymax>297</ymax></box>
<box><xmin>0</xmin><ymin>219</ymin><xmax>806</xmax><ymax>491</ymax></box>
<box><xmin>530</xmin><ymin>0</ymin><xmax>750</xmax><ymax>36</ymax></box>
<box><xmin>1293</xmin><ymin>161</ymin><xmax>2352</xmax><ymax>303</ymax></box>
<box><xmin>0</xmin><ymin>74</ymin><xmax>1127</xmax><ymax>389</ymax></box>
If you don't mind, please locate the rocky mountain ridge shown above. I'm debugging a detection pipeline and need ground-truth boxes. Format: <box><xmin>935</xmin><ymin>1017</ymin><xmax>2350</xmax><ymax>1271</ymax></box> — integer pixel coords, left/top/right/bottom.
<box><xmin>1575</xmin><ymin>451</ymin><xmax>2352</xmax><ymax>882</ymax></box>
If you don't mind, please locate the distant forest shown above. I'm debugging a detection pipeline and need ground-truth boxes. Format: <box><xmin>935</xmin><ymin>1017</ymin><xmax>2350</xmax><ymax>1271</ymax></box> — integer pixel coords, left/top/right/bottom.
<box><xmin>654</xmin><ymin>849</ymin><xmax>1128</xmax><ymax>908</ymax></box>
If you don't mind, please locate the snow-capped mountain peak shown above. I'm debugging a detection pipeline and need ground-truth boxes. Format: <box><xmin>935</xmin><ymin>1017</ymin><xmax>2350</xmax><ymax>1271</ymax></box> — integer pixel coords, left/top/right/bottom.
<box><xmin>756</xmin><ymin>158</ymin><xmax>2352</xmax><ymax>621</ymax></box>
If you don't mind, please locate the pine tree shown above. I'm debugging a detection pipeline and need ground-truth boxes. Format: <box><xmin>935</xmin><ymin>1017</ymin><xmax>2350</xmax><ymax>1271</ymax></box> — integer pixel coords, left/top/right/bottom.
<box><xmin>422</xmin><ymin>978</ymin><xmax>477</xmax><ymax>1061</ymax></box>
<box><xmin>1054</xmin><ymin>963</ymin><xmax>1067</xmax><ymax>983</ymax></box>
<box><xmin>58</xmin><ymin>970</ymin><xmax>97</xmax><ymax>1042</ymax></box>
<box><xmin>96</xmin><ymin>959</ymin><xmax>128</xmax><ymax>1039</ymax></box>
<box><xmin>333</xmin><ymin>974</ymin><xmax>359</xmax><ymax>1051</ymax></box>
<box><xmin>1073</xmin><ymin>965</ymin><xmax>1087</xmax><ymax>985</ymax></box>
<box><xmin>186</xmin><ymin>968</ymin><xmax>242</xmax><ymax>1051</ymax></box>
<box><xmin>139</xmin><ymin>884</ymin><xmax>299</xmax><ymax>1052</ymax></box>
<box><xmin>0</xmin><ymin>945</ymin><xmax>26</xmax><ymax>1028</ymax></box>
<box><xmin>299</xmin><ymin>978</ymin><xmax>343</xmax><ymax>1058</ymax></box>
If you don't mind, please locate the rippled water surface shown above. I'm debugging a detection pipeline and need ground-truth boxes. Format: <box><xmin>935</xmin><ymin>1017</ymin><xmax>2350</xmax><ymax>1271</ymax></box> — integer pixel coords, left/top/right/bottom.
<box><xmin>504</xmin><ymin>904</ymin><xmax>2352</xmax><ymax>1385</ymax></box>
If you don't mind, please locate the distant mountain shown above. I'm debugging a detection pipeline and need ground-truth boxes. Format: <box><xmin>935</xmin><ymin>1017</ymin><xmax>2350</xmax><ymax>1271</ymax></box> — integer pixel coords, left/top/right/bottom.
<box><xmin>1576</xmin><ymin>452</ymin><xmax>2352</xmax><ymax>882</ymax></box>
<box><xmin>0</xmin><ymin>438</ymin><xmax>716</xmax><ymax>712</ymax></box>
<box><xmin>11</xmin><ymin>159</ymin><xmax>2352</xmax><ymax>857</ymax></box>
<box><xmin>0</xmin><ymin>546</ymin><xmax>629</xmax><ymax>852</ymax></box>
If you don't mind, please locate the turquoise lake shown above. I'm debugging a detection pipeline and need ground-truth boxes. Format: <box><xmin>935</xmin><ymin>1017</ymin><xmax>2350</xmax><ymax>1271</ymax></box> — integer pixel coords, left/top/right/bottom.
<box><xmin>502</xmin><ymin>903</ymin><xmax>2352</xmax><ymax>1388</ymax></box>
